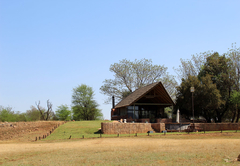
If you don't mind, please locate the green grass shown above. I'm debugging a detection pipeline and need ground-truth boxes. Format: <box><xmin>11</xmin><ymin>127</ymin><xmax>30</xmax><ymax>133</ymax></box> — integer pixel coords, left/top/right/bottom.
<box><xmin>43</xmin><ymin>121</ymin><xmax>240</xmax><ymax>141</ymax></box>
<box><xmin>44</xmin><ymin>120</ymin><xmax>107</xmax><ymax>140</ymax></box>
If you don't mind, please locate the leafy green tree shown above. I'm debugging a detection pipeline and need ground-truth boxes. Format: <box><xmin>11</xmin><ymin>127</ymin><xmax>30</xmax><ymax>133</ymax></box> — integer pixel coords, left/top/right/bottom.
<box><xmin>230</xmin><ymin>90</ymin><xmax>240</xmax><ymax>122</ymax></box>
<box><xmin>100</xmin><ymin>58</ymin><xmax>177</xmax><ymax>103</ymax></box>
<box><xmin>25</xmin><ymin>106</ymin><xmax>41</xmax><ymax>121</ymax></box>
<box><xmin>198</xmin><ymin>52</ymin><xmax>235</xmax><ymax>122</ymax></box>
<box><xmin>0</xmin><ymin>106</ymin><xmax>26</xmax><ymax>122</ymax></box>
<box><xmin>72</xmin><ymin>84</ymin><xmax>103</xmax><ymax>120</ymax></box>
<box><xmin>0</xmin><ymin>106</ymin><xmax>15</xmax><ymax>122</ymax></box>
<box><xmin>175</xmin><ymin>75</ymin><xmax>223</xmax><ymax>122</ymax></box>
<box><xmin>55</xmin><ymin>105</ymin><xmax>71</xmax><ymax>121</ymax></box>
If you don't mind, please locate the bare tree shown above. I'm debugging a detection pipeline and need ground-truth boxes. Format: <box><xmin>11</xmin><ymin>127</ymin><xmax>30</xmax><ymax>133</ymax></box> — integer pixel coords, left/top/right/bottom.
<box><xmin>100</xmin><ymin>59</ymin><xmax>177</xmax><ymax>103</ymax></box>
<box><xmin>35</xmin><ymin>100</ymin><xmax>53</xmax><ymax>121</ymax></box>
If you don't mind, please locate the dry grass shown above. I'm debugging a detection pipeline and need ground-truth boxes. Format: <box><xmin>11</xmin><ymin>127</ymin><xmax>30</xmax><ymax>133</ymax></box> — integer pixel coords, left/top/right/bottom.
<box><xmin>0</xmin><ymin>121</ymin><xmax>65</xmax><ymax>142</ymax></box>
<box><xmin>1</xmin><ymin>134</ymin><xmax>240</xmax><ymax>165</ymax></box>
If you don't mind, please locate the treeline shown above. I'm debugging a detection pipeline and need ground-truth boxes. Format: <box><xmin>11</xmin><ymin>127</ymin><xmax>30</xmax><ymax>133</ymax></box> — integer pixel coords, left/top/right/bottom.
<box><xmin>0</xmin><ymin>84</ymin><xmax>103</xmax><ymax>122</ymax></box>
<box><xmin>0</xmin><ymin>105</ymin><xmax>58</xmax><ymax>122</ymax></box>
<box><xmin>175</xmin><ymin>43</ymin><xmax>240</xmax><ymax>123</ymax></box>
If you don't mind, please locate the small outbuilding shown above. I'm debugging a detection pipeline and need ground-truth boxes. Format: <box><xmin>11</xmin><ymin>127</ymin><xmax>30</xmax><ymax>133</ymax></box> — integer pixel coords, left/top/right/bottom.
<box><xmin>111</xmin><ymin>81</ymin><xmax>175</xmax><ymax>123</ymax></box>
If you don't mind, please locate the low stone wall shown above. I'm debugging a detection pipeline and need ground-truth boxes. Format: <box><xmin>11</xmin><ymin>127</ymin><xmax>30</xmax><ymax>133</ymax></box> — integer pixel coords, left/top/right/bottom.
<box><xmin>195</xmin><ymin>123</ymin><xmax>240</xmax><ymax>131</ymax></box>
<box><xmin>151</xmin><ymin>123</ymin><xmax>165</xmax><ymax>132</ymax></box>
<box><xmin>101</xmin><ymin>122</ymin><xmax>153</xmax><ymax>134</ymax></box>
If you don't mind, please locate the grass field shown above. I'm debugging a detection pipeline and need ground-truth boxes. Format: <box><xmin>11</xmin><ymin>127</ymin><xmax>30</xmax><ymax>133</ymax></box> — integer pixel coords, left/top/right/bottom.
<box><xmin>1</xmin><ymin>121</ymin><xmax>240</xmax><ymax>165</ymax></box>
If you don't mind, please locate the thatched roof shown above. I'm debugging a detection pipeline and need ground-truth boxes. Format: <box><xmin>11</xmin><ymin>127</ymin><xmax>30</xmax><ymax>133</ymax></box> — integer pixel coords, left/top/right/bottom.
<box><xmin>115</xmin><ymin>82</ymin><xmax>174</xmax><ymax>109</ymax></box>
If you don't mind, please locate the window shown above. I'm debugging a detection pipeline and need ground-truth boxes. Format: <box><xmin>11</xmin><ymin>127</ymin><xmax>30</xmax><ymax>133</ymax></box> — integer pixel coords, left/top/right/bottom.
<box><xmin>127</xmin><ymin>106</ymin><xmax>139</xmax><ymax>119</ymax></box>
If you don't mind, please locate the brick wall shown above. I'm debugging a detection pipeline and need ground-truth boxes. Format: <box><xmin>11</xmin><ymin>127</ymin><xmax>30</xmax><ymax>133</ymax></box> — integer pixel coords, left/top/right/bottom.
<box><xmin>151</xmin><ymin>123</ymin><xmax>165</xmax><ymax>132</ymax></box>
<box><xmin>195</xmin><ymin>123</ymin><xmax>240</xmax><ymax>131</ymax></box>
<box><xmin>101</xmin><ymin>122</ymin><xmax>153</xmax><ymax>134</ymax></box>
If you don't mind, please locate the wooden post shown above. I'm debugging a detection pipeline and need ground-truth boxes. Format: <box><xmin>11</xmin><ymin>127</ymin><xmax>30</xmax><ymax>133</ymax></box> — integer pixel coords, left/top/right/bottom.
<box><xmin>82</xmin><ymin>135</ymin><xmax>84</xmax><ymax>139</ymax></box>
<box><xmin>135</xmin><ymin>133</ymin><xmax>137</xmax><ymax>137</ymax></box>
<box><xmin>35</xmin><ymin>137</ymin><xmax>37</xmax><ymax>141</ymax></box>
<box><xmin>100</xmin><ymin>134</ymin><xmax>102</xmax><ymax>138</ymax></box>
<box><xmin>50</xmin><ymin>131</ymin><xmax>51</xmax><ymax>134</ymax></box>
<box><xmin>39</xmin><ymin>136</ymin><xmax>41</xmax><ymax>140</ymax></box>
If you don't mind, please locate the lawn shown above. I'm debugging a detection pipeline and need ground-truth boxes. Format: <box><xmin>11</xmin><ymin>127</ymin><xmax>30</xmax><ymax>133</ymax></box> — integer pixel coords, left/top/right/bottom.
<box><xmin>44</xmin><ymin>121</ymin><xmax>240</xmax><ymax>141</ymax></box>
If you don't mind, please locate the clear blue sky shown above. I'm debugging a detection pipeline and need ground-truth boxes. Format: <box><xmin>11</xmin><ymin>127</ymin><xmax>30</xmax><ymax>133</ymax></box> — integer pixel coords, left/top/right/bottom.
<box><xmin>1</xmin><ymin>0</ymin><xmax>240</xmax><ymax>120</ymax></box>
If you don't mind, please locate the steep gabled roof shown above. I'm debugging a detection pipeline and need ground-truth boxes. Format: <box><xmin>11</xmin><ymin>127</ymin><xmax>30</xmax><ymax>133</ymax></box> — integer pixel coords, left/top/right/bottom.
<box><xmin>115</xmin><ymin>81</ymin><xmax>174</xmax><ymax>108</ymax></box>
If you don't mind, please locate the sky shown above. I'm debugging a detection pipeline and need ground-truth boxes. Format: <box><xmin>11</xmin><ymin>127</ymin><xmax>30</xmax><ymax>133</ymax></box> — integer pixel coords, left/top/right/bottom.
<box><xmin>1</xmin><ymin>0</ymin><xmax>240</xmax><ymax>120</ymax></box>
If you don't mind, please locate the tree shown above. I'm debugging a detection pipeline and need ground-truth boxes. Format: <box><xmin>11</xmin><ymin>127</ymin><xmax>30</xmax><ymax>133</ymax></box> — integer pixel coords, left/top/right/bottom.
<box><xmin>72</xmin><ymin>84</ymin><xmax>103</xmax><ymax>120</ymax></box>
<box><xmin>55</xmin><ymin>105</ymin><xmax>71</xmax><ymax>121</ymax></box>
<box><xmin>25</xmin><ymin>106</ymin><xmax>41</xmax><ymax>121</ymax></box>
<box><xmin>227</xmin><ymin>43</ymin><xmax>240</xmax><ymax>122</ymax></box>
<box><xmin>0</xmin><ymin>106</ymin><xmax>27</xmax><ymax>122</ymax></box>
<box><xmin>198</xmin><ymin>52</ymin><xmax>235</xmax><ymax>122</ymax></box>
<box><xmin>0</xmin><ymin>106</ymin><xmax>15</xmax><ymax>122</ymax></box>
<box><xmin>175</xmin><ymin>75</ymin><xmax>224</xmax><ymax>122</ymax></box>
<box><xmin>174</xmin><ymin>51</ymin><xmax>211</xmax><ymax>81</ymax></box>
<box><xmin>175</xmin><ymin>48</ymin><xmax>238</xmax><ymax>122</ymax></box>
<box><xmin>35</xmin><ymin>100</ymin><xmax>54</xmax><ymax>121</ymax></box>
<box><xmin>230</xmin><ymin>90</ymin><xmax>240</xmax><ymax>122</ymax></box>
<box><xmin>100</xmin><ymin>58</ymin><xmax>177</xmax><ymax>103</ymax></box>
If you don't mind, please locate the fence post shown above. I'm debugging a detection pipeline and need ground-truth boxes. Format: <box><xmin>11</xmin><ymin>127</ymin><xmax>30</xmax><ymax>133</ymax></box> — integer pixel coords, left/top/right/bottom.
<box><xmin>82</xmin><ymin>135</ymin><xmax>84</xmax><ymax>139</ymax></box>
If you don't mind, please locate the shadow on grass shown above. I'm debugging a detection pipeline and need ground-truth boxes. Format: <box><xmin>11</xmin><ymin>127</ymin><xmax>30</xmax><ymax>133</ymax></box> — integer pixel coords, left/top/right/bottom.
<box><xmin>94</xmin><ymin>130</ymin><xmax>102</xmax><ymax>134</ymax></box>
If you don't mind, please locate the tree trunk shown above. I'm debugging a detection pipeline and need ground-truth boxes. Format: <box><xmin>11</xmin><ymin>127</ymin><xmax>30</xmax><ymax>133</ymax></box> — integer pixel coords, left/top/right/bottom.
<box><xmin>231</xmin><ymin>105</ymin><xmax>237</xmax><ymax>123</ymax></box>
<box><xmin>236</xmin><ymin>108</ymin><xmax>240</xmax><ymax>123</ymax></box>
<box><xmin>232</xmin><ymin>110</ymin><xmax>236</xmax><ymax>123</ymax></box>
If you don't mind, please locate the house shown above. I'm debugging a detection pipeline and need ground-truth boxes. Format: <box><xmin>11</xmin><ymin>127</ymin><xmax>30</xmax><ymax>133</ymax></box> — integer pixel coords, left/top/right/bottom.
<box><xmin>111</xmin><ymin>81</ymin><xmax>175</xmax><ymax>123</ymax></box>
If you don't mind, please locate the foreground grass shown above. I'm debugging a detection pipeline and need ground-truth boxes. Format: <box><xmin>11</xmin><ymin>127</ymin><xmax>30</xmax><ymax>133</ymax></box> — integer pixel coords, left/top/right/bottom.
<box><xmin>1</xmin><ymin>121</ymin><xmax>240</xmax><ymax>165</ymax></box>
<box><xmin>1</xmin><ymin>137</ymin><xmax>240</xmax><ymax>166</ymax></box>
